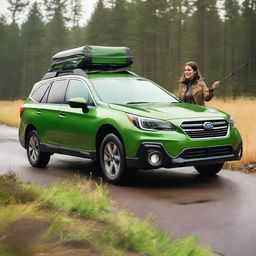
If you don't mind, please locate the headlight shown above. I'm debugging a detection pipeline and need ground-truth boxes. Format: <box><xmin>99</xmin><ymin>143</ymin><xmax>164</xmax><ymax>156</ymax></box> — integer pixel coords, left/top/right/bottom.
<box><xmin>229</xmin><ymin>118</ymin><xmax>235</xmax><ymax>128</ymax></box>
<box><xmin>127</xmin><ymin>114</ymin><xmax>175</xmax><ymax>131</ymax></box>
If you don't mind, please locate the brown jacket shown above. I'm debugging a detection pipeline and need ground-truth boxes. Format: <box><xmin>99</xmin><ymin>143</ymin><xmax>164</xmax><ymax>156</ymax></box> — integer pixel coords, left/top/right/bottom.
<box><xmin>179</xmin><ymin>79</ymin><xmax>214</xmax><ymax>106</ymax></box>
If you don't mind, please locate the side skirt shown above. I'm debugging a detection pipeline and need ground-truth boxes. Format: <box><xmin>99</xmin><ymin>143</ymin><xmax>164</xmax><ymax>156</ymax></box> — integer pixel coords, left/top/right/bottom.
<box><xmin>40</xmin><ymin>143</ymin><xmax>96</xmax><ymax>160</ymax></box>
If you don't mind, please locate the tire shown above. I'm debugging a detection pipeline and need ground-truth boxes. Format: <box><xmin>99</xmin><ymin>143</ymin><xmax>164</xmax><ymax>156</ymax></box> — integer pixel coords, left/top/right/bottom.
<box><xmin>194</xmin><ymin>163</ymin><xmax>224</xmax><ymax>176</ymax></box>
<box><xmin>99</xmin><ymin>133</ymin><xmax>128</xmax><ymax>185</ymax></box>
<box><xmin>26</xmin><ymin>130</ymin><xmax>50</xmax><ymax>168</ymax></box>
<box><xmin>90</xmin><ymin>160</ymin><xmax>101</xmax><ymax>175</ymax></box>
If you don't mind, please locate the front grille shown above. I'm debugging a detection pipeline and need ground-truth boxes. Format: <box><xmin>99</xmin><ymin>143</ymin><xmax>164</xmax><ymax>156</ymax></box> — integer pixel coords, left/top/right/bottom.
<box><xmin>180</xmin><ymin>119</ymin><xmax>229</xmax><ymax>139</ymax></box>
<box><xmin>182</xmin><ymin>146</ymin><xmax>233</xmax><ymax>159</ymax></box>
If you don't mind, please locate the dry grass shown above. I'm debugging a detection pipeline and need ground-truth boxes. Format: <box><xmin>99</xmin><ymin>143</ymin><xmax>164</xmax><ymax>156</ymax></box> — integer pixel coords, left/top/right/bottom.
<box><xmin>0</xmin><ymin>99</ymin><xmax>255</xmax><ymax>163</ymax></box>
<box><xmin>0</xmin><ymin>100</ymin><xmax>24</xmax><ymax>127</ymax></box>
<box><xmin>207</xmin><ymin>97</ymin><xmax>256</xmax><ymax>163</ymax></box>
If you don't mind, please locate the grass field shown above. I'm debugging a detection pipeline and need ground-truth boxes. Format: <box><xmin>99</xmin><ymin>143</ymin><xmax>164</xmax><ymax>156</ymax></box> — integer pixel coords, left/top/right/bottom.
<box><xmin>206</xmin><ymin>98</ymin><xmax>255</xmax><ymax>163</ymax></box>
<box><xmin>0</xmin><ymin>100</ymin><xmax>23</xmax><ymax>127</ymax></box>
<box><xmin>0</xmin><ymin>98</ymin><xmax>255</xmax><ymax>163</ymax></box>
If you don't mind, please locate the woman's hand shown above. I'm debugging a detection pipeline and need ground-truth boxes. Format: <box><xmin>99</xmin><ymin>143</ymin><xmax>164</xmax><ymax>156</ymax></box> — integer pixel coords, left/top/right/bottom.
<box><xmin>211</xmin><ymin>81</ymin><xmax>220</xmax><ymax>90</ymax></box>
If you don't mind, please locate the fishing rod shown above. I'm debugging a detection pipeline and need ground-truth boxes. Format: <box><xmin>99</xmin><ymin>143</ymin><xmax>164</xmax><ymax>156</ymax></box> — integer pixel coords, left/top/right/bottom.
<box><xmin>219</xmin><ymin>58</ymin><xmax>252</xmax><ymax>84</ymax></box>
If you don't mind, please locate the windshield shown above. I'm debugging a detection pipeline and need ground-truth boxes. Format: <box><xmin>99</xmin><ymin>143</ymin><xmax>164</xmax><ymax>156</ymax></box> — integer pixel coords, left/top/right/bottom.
<box><xmin>90</xmin><ymin>77</ymin><xmax>179</xmax><ymax>104</ymax></box>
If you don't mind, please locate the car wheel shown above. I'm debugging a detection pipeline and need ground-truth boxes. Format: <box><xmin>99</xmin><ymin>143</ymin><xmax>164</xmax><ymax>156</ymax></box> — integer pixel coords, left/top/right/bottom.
<box><xmin>100</xmin><ymin>133</ymin><xmax>128</xmax><ymax>185</ymax></box>
<box><xmin>194</xmin><ymin>163</ymin><xmax>224</xmax><ymax>175</ymax></box>
<box><xmin>26</xmin><ymin>130</ymin><xmax>50</xmax><ymax>168</ymax></box>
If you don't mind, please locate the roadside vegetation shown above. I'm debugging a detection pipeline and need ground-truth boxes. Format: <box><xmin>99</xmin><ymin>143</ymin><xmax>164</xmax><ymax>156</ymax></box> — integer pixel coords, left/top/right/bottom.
<box><xmin>0</xmin><ymin>173</ymin><xmax>217</xmax><ymax>256</ymax></box>
<box><xmin>0</xmin><ymin>100</ymin><xmax>23</xmax><ymax>127</ymax></box>
<box><xmin>207</xmin><ymin>97</ymin><xmax>255</xmax><ymax>163</ymax></box>
<box><xmin>206</xmin><ymin>98</ymin><xmax>256</xmax><ymax>173</ymax></box>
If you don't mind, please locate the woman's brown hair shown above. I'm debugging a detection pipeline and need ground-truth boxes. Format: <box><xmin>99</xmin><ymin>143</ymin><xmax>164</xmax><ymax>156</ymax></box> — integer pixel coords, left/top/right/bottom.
<box><xmin>179</xmin><ymin>61</ymin><xmax>203</xmax><ymax>83</ymax></box>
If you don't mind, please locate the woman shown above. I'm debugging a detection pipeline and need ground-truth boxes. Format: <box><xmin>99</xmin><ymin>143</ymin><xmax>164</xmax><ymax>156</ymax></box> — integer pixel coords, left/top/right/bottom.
<box><xmin>179</xmin><ymin>61</ymin><xmax>220</xmax><ymax>106</ymax></box>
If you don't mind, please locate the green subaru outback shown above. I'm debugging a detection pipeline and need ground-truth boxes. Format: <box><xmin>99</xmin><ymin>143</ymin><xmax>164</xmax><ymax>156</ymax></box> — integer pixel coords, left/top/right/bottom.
<box><xmin>19</xmin><ymin>46</ymin><xmax>242</xmax><ymax>184</ymax></box>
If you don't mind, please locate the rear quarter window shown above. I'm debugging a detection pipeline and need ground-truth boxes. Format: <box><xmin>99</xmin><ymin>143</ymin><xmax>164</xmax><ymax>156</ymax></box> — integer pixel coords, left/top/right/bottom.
<box><xmin>31</xmin><ymin>82</ymin><xmax>50</xmax><ymax>102</ymax></box>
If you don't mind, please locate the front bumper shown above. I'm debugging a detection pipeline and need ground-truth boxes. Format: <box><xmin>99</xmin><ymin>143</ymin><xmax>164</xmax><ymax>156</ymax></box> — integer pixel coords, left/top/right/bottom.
<box><xmin>126</xmin><ymin>141</ymin><xmax>243</xmax><ymax>169</ymax></box>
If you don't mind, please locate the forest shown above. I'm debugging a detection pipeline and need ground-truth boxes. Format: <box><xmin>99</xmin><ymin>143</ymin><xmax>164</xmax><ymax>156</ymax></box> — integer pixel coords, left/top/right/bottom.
<box><xmin>0</xmin><ymin>0</ymin><xmax>255</xmax><ymax>100</ymax></box>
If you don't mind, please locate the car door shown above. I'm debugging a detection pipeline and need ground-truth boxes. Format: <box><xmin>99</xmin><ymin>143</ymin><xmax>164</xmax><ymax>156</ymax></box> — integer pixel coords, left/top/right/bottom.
<box><xmin>36</xmin><ymin>79</ymin><xmax>68</xmax><ymax>145</ymax></box>
<box><xmin>58</xmin><ymin>78</ymin><xmax>97</xmax><ymax>150</ymax></box>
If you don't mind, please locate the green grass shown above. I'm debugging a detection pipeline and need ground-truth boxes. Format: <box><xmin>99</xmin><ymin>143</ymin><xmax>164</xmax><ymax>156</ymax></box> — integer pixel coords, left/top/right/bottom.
<box><xmin>0</xmin><ymin>173</ymin><xmax>218</xmax><ymax>256</ymax></box>
<box><xmin>0</xmin><ymin>243</ymin><xmax>29</xmax><ymax>256</ymax></box>
<box><xmin>0</xmin><ymin>173</ymin><xmax>39</xmax><ymax>206</ymax></box>
<box><xmin>41</xmin><ymin>178</ymin><xmax>111</xmax><ymax>220</ymax></box>
<box><xmin>101</xmin><ymin>211</ymin><xmax>216</xmax><ymax>256</ymax></box>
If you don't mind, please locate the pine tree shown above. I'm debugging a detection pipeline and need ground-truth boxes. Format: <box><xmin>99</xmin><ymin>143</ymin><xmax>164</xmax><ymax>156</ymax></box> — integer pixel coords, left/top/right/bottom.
<box><xmin>240</xmin><ymin>0</ymin><xmax>256</xmax><ymax>96</ymax></box>
<box><xmin>127</xmin><ymin>0</ymin><xmax>165</xmax><ymax>81</ymax></box>
<box><xmin>203</xmin><ymin>0</ymin><xmax>223</xmax><ymax>86</ymax></box>
<box><xmin>70</xmin><ymin>0</ymin><xmax>82</xmax><ymax>28</ymax></box>
<box><xmin>0</xmin><ymin>16</ymin><xmax>8</xmax><ymax>99</ymax></box>
<box><xmin>86</xmin><ymin>0</ymin><xmax>111</xmax><ymax>45</ymax></box>
<box><xmin>223</xmin><ymin>0</ymin><xmax>240</xmax><ymax>97</ymax></box>
<box><xmin>181</xmin><ymin>0</ymin><xmax>224</xmax><ymax>93</ymax></box>
<box><xmin>4</xmin><ymin>23</ymin><xmax>22</xmax><ymax>99</ymax></box>
<box><xmin>43</xmin><ymin>0</ymin><xmax>69</xmax><ymax>62</ymax></box>
<box><xmin>107</xmin><ymin>0</ymin><xmax>128</xmax><ymax>46</ymax></box>
<box><xmin>20</xmin><ymin>2</ymin><xmax>45</xmax><ymax>98</ymax></box>
<box><xmin>180</xmin><ymin>0</ymin><xmax>201</xmax><ymax>66</ymax></box>
<box><xmin>67</xmin><ymin>26</ymin><xmax>87</xmax><ymax>48</ymax></box>
<box><xmin>7</xmin><ymin>0</ymin><xmax>28</xmax><ymax>23</ymax></box>
<box><xmin>165</xmin><ymin>0</ymin><xmax>194</xmax><ymax>90</ymax></box>
<box><xmin>4</xmin><ymin>0</ymin><xmax>28</xmax><ymax>99</ymax></box>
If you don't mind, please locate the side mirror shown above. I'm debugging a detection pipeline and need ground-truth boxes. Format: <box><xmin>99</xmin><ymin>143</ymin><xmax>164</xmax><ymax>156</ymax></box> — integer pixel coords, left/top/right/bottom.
<box><xmin>68</xmin><ymin>97</ymin><xmax>88</xmax><ymax>113</ymax></box>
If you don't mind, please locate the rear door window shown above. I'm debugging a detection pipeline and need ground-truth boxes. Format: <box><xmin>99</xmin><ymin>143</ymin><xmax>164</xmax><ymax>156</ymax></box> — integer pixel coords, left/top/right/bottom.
<box><xmin>31</xmin><ymin>82</ymin><xmax>50</xmax><ymax>102</ymax></box>
<box><xmin>47</xmin><ymin>80</ymin><xmax>68</xmax><ymax>104</ymax></box>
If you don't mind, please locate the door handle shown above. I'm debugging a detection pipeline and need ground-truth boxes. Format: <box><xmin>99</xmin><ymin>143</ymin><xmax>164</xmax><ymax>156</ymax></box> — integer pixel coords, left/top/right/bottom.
<box><xmin>36</xmin><ymin>110</ymin><xmax>42</xmax><ymax>114</ymax></box>
<box><xmin>59</xmin><ymin>113</ymin><xmax>66</xmax><ymax>118</ymax></box>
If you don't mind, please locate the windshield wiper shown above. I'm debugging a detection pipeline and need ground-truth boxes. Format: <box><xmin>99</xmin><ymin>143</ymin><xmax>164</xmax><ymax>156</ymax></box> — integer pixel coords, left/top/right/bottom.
<box><xmin>127</xmin><ymin>101</ymin><xmax>179</xmax><ymax>104</ymax></box>
<box><xmin>126</xmin><ymin>102</ymin><xmax>150</xmax><ymax>104</ymax></box>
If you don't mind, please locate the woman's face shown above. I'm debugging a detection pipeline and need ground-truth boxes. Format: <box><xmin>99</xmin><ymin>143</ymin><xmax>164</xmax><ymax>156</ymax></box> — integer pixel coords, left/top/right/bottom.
<box><xmin>184</xmin><ymin>65</ymin><xmax>195</xmax><ymax>79</ymax></box>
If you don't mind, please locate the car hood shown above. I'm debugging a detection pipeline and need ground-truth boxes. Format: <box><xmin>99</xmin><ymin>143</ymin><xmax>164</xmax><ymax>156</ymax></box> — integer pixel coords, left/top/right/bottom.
<box><xmin>109</xmin><ymin>102</ymin><xmax>228</xmax><ymax>120</ymax></box>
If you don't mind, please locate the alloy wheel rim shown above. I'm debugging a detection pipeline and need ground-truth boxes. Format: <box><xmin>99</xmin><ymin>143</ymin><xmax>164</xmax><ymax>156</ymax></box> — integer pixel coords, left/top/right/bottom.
<box><xmin>103</xmin><ymin>142</ymin><xmax>121</xmax><ymax>178</ymax></box>
<box><xmin>28</xmin><ymin>135</ymin><xmax>39</xmax><ymax>162</ymax></box>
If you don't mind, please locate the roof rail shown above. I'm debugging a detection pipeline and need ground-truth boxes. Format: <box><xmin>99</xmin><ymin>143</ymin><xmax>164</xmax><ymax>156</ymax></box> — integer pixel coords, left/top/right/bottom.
<box><xmin>125</xmin><ymin>70</ymin><xmax>139</xmax><ymax>76</ymax></box>
<box><xmin>42</xmin><ymin>71</ymin><xmax>57</xmax><ymax>80</ymax></box>
<box><xmin>85</xmin><ymin>69</ymin><xmax>138</xmax><ymax>76</ymax></box>
<box><xmin>73</xmin><ymin>69</ymin><xmax>89</xmax><ymax>77</ymax></box>
<box><xmin>41</xmin><ymin>68</ymin><xmax>88</xmax><ymax>80</ymax></box>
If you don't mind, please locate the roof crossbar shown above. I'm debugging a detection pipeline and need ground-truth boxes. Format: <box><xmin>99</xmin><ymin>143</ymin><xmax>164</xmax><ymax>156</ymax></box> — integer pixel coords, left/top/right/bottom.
<box><xmin>41</xmin><ymin>68</ymin><xmax>88</xmax><ymax>80</ymax></box>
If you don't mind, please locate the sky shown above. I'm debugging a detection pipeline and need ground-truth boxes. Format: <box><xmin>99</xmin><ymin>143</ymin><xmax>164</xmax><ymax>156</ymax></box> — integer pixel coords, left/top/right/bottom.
<box><xmin>0</xmin><ymin>0</ymin><xmax>98</xmax><ymax>26</ymax></box>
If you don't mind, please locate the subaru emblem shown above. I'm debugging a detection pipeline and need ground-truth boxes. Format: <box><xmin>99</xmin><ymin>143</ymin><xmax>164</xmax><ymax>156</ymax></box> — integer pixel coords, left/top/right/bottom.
<box><xmin>203</xmin><ymin>122</ymin><xmax>214</xmax><ymax>130</ymax></box>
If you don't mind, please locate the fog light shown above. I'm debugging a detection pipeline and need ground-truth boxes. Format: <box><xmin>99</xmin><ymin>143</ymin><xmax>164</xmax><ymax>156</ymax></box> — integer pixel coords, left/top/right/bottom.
<box><xmin>238</xmin><ymin>146</ymin><xmax>243</xmax><ymax>158</ymax></box>
<box><xmin>148</xmin><ymin>151</ymin><xmax>162</xmax><ymax>166</ymax></box>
